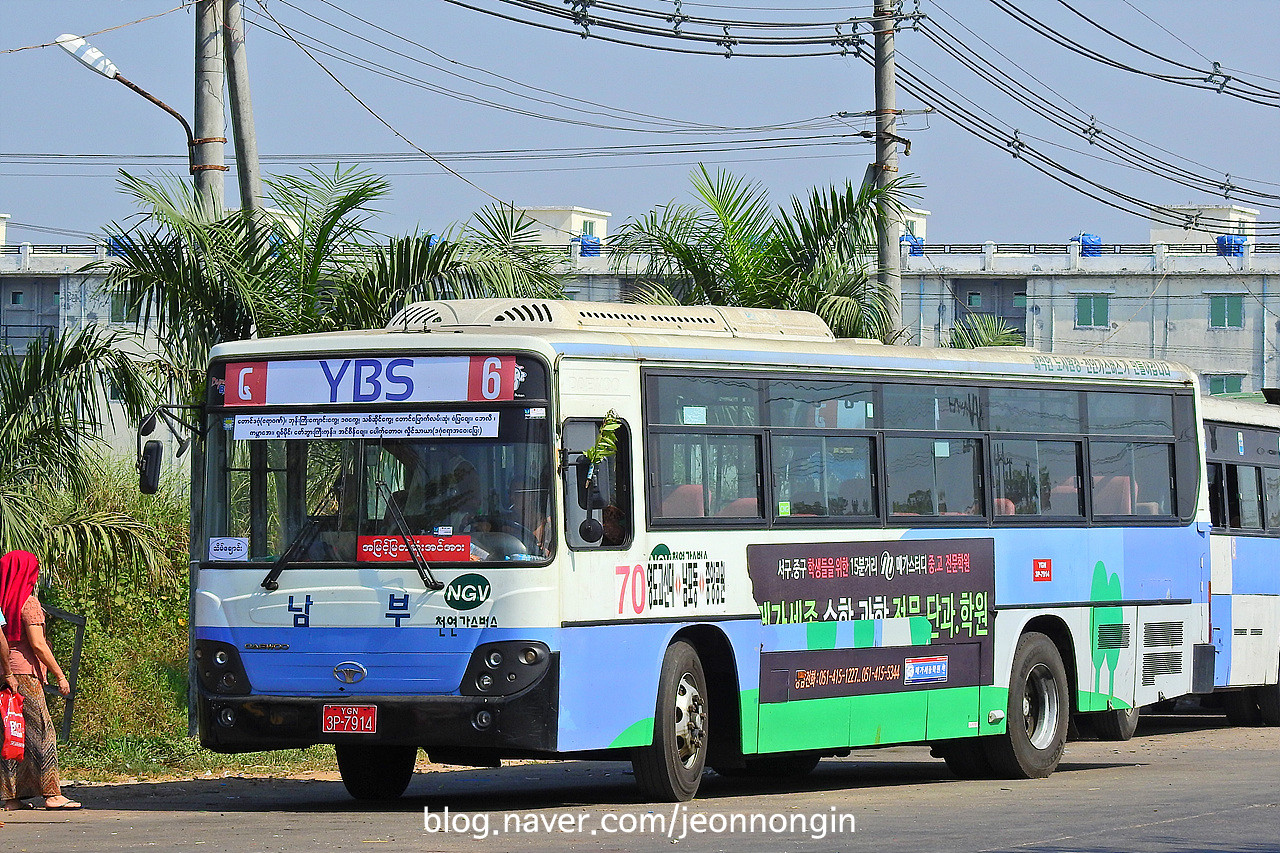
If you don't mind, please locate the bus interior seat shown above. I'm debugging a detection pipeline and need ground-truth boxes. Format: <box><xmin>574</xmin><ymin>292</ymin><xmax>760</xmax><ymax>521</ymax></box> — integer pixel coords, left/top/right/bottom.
<box><xmin>1049</xmin><ymin>479</ymin><xmax>1081</xmax><ymax>514</ymax></box>
<box><xmin>661</xmin><ymin>484</ymin><xmax>706</xmax><ymax>517</ymax></box>
<box><xmin>1136</xmin><ymin>501</ymin><xmax>1161</xmax><ymax>515</ymax></box>
<box><xmin>994</xmin><ymin>497</ymin><xmax>1016</xmax><ymax>515</ymax></box>
<box><xmin>716</xmin><ymin>497</ymin><xmax>759</xmax><ymax>517</ymax></box>
<box><xmin>1092</xmin><ymin>475</ymin><xmax>1132</xmax><ymax>515</ymax></box>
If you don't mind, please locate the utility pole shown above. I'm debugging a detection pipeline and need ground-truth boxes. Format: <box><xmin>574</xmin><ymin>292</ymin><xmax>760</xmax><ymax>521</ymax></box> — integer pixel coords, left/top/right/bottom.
<box><xmin>194</xmin><ymin>0</ymin><xmax>226</xmax><ymax>215</ymax></box>
<box><xmin>223</xmin><ymin>0</ymin><xmax>263</xmax><ymax>213</ymax></box>
<box><xmin>874</xmin><ymin>0</ymin><xmax>902</xmax><ymax>335</ymax></box>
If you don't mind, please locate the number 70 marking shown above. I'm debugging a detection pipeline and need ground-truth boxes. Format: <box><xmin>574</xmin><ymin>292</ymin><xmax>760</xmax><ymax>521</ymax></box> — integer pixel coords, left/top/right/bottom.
<box><xmin>615</xmin><ymin>564</ymin><xmax>646</xmax><ymax>615</ymax></box>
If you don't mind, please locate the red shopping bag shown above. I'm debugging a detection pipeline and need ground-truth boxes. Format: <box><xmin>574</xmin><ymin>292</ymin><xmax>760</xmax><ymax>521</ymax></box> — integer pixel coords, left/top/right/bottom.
<box><xmin>1</xmin><ymin>689</ymin><xmax>24</xmax><ymax>761</ymax></box>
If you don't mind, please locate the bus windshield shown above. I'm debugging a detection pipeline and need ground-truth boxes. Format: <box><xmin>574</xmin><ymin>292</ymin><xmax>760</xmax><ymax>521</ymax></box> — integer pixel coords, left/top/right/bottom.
<box><xmin>204</xmin><ymin>409</ymin><xmax>554</xmax><ymax>566</ymax></box>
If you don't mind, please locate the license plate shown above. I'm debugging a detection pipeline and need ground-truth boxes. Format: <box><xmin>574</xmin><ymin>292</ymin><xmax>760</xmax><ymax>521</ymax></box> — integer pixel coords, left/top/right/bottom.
<box><xmin>322</xmin><ymin>704</ymin><xmax>377</xmax><ymax>733</ymax></box>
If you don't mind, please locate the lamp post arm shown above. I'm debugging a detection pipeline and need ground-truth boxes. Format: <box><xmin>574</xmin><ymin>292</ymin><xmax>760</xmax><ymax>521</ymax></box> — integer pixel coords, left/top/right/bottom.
<box><xmin>113</xmin><ymin>73</ymin><xmax>197</xmax><ymax>171</ymax></box>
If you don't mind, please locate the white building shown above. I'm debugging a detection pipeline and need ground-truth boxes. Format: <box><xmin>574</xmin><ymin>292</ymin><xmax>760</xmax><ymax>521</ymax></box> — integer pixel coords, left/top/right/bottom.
<box><xmin>900</xmin><ymin>205</ymin><xmax>1280</xmax><ymax>397</ymax></box>
<box><xmin>0</xmin><ymin>219</ymin><xmax>156</xmax><ymax>456</ymax></box>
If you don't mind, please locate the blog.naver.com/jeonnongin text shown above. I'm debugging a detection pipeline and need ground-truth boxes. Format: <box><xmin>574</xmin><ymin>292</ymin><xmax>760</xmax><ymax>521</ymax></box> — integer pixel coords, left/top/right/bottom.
<box><xmin>423</xmin><ymin>804</ymin><xmax>856</xmax><ymax>841</ymax></box>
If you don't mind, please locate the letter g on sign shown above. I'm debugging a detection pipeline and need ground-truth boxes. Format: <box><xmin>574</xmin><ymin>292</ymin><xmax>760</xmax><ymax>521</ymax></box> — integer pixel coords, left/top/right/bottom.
<box><xmin>228</xmin><ymin>362</ymin><xmax>267</xmax><ymax>405</ymax></box>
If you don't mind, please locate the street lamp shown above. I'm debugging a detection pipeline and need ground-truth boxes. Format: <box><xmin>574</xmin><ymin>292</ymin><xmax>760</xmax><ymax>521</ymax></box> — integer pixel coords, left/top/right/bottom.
<box><xmin>56</xmin><ymin>33</ymin><xmax>201</xmax><ymax>176</ymax></box>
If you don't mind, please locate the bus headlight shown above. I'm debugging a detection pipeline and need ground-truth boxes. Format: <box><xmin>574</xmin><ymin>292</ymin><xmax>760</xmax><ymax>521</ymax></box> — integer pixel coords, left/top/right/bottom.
<box><xmin>460</xmin><ymin>641</ymin><xmax>551</xmax><ymax>697</ymax></box>
<box><xmin>195</xmin><ymin>640</ymin><xmax>253</xmax><ymax>696</ymax></box>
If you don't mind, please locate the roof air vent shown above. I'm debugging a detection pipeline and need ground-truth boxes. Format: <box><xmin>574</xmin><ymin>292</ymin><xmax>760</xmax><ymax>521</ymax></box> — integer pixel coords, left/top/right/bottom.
<box><xmin>493</xmin><ymin>303</ymin><xmax>555</xmax><ymax>324</ymax></box>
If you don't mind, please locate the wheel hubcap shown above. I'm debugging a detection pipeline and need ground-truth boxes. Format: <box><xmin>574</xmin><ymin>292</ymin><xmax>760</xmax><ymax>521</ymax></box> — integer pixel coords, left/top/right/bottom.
<box><xmin>1022</xmin><ymin>662</ymin><xmax>1060</xmax><ymax>750</ymax></box>
<box><xmin>673</xmin><ymin>672</ymin><xmax>706</xmax><ymax>769</ymax></box>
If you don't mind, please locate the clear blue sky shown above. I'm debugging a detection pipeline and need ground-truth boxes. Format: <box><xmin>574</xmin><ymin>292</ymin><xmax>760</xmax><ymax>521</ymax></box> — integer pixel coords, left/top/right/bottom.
<box><xmin>3</xmin><ymin>1</ymin><xmax>1277</xmax><ymax>245</ymax></box>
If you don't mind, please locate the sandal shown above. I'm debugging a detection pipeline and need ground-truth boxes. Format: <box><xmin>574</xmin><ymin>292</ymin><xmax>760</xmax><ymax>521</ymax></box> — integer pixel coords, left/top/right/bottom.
<box><xmin>3</xmin><ymin>800</ymin><xmax>33</xmax><ymax>811</ymax></box>
<box><xmin>44</xmin><ymin>798</ymin><xmax>82</xmax><ymax>810</ymax></box>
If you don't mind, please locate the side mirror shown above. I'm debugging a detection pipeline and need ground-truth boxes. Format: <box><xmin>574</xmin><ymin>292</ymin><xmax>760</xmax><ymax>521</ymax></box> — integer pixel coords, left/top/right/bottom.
<box><xmin>138</xmin><ymin>440</ymin><xmax>163</xmax><ymax>494</ymax></box>
<box><xmin>578</xmin><ymin>517</ymin><xmax>603</xmax><ymax>543</ymax></box>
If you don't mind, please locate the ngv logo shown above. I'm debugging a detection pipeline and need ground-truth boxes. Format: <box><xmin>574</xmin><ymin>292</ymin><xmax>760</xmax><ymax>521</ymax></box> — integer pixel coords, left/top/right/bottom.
<box><xmin>444</xmin><ymin>573</ymin><xmax>491</xmax><ymax>611</ymax></box>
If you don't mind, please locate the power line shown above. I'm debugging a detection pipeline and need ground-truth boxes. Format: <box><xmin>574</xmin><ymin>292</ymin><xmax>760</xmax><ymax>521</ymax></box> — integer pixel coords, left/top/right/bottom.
<box><xmin>981</xmin><ymin>0</ymin><xmax>1280</xmax><ymax>109</ymax></box>
<box><xmin>434</xmin><ymin>0</ymin><xmax>913</xmax><ymax>58</ymax></box>
<box><xmin>885</xmin><ymin>53</ymin><xmax>1280</xmax><ymax>235</ymax></box>
<box><xmin>250</xmin><ymin>0</ymin><xmax>509</xmax><ymax>206</ymax></box>
<box><xmin>0</xmin><ymin>3</ymin><xmax>193</xmax><ymax>54</ymax></box>
<box><xmin>924</xmin><ymin>2</ymin><xmax>1280</xmax><ymax>192</ymax></box>
<box><xmin>917</xmin><ymin>17</ymin><xmax>1280</xmax><ymax>210</ymax></box>
<box><xmin>254</xmin><ymin>2</ymin><xmax>850</xmax><ymax>135</ymax></box>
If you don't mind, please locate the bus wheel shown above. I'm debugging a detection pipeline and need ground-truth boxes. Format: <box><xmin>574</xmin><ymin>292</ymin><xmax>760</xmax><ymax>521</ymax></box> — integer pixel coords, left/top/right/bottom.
<box><xmin>1093</xmin><ymin>706</ymin><xmax>1140</xmax><ymax>741</ymax></box>
<box><xmin>1258</xmin><ymin>655</ymin><xmax>1280</xmax><ymax>726</ymax></box>
<box><xmin>1223</xmin><ymin>689</ymin><xmax>1263</xmax><ymax>726</ymax></box>
<box><xmin>336</xmin><ymin>744</ymin><xmax>418</xmax><ymax>800</ymax></box>
<box><xmin>932</xmin><ymin>738</ymin><xmax>995</xmax><ymax>778</ymax></box>
<box><xmin>714</xmin><ymin>753</ymin><xmax>820</xmax><ymax>779</ymax></box>
<box><xmin>983</xmin><ymin>632</ymin><xmax>1068</xmax><ymax>779</ymax></box>
<box><xmin>633</xmin><ymin>640</ymin><xmax>708</xmax><ymax>801</ymax></box>
<box><xmin>1260</xmin><ymin>682</ymin><xmax>1280</xmax><ymax>727</ymax></box>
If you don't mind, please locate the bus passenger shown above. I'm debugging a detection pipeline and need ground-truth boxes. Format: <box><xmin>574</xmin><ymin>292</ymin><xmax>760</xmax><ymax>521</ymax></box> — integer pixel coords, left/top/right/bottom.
<box><xmin>506</xmin><ymin>475</ymin><xmax>551</xmax><ymax>556</ymax></box>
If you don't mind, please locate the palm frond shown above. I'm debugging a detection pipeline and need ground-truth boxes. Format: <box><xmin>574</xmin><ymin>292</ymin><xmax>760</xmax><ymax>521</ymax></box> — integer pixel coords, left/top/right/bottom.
<box><xmin>949</xmin><ymin>313</ymin><xmax>1025</xmax><ymax>348</ymax></box>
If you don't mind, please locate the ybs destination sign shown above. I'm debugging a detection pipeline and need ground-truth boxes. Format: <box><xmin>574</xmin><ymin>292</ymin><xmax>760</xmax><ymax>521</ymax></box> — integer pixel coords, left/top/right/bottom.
<box><xmin>219</xmin><ymin>356</ymin><xmax>521</xmax><ymax>406</ymax></box>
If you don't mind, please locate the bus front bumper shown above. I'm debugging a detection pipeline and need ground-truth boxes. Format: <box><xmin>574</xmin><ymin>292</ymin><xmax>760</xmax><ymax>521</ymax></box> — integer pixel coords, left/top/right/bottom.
<box><xmin>197</xmin><ymin>653</ymin><xmax>559</xmax><ymax>755</ymax></box>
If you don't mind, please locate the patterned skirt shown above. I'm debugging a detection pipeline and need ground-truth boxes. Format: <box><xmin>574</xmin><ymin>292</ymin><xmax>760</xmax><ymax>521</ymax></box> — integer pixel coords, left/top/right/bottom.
<box><xmin>0</xmin><ymin>674</ymin><xmax>61</xmax><ymax>801</ymax></box>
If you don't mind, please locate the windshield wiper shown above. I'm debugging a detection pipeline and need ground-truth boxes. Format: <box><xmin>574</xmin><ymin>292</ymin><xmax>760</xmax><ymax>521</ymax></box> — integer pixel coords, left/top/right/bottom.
<box><xmin>260</xmin><ymin>519</ymin><xmax>322</xmax><ymax>591</ymax></box>
<box><xmin>377</xmin><ymin>481</ymin><xmax>444</xmax><ymax>591</ymax></box>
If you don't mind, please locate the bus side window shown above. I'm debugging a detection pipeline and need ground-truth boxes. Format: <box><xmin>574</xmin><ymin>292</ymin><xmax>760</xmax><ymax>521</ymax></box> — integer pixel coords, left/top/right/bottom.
<box><xmin>1207</xmin><ymin>463</ymin><xmax>1225</xmax><ymax>528</ymax></box>
<box><xmin>563</xmin><ymin>418</ymin><xmax>632</xmax><ymax>549</ymax></box>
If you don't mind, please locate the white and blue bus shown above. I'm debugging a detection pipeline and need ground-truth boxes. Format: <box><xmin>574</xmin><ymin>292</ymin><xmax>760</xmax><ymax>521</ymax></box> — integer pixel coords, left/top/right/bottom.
<box><xmin>178</xmin><ymin>299</ymin><xmax>1214</xmax><ymax>800</ymax></box>
<box><xmin>1199</xmin><ymin>396</ymin><xmax>1280</xmax><ymax>725</ymax></box>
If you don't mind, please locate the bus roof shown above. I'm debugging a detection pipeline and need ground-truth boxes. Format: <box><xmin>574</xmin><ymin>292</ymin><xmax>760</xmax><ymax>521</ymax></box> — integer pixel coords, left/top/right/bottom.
<box><xmin>1201</xmin><ymin>395</ymin><xmax>1280</xmax><ymax>428</ymax></box>
<box><xmin>207</xmin><ymin>299</ymin><xmax>1199</xmax><ymax>388</ymax></box>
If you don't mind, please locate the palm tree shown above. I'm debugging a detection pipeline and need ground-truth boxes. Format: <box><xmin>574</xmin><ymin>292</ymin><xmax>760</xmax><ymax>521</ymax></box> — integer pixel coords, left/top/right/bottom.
<box><xmin>98</xmin><ymin>167</ymin><xmax>567</xmax><ymax>404</ymax></box>
<box><xmin>321</xmin><ymin>202</ymin><xmax>567</xmax><ymax>333</ymax></box>
<box><xmin>0</xmin><ymin>326</ymin><xmax>165</xmax><ymax>578</ymax></box>
<box><xmin>948</xmin><ymin>313</ymin><xmax>1025</xmax><ymax>348</ymax></box>
<box><xmin>609</xmin><ymin>165</ymin><xmax>918</xmax><ymax>340</ymax></box>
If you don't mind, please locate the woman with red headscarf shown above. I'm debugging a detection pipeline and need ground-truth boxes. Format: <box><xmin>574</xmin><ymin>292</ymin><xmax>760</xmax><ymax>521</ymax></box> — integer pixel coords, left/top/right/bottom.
<box><xmin>0</xmin><ymin>551</ymin><xmax>79</xmax><ymax>811</ymax></box>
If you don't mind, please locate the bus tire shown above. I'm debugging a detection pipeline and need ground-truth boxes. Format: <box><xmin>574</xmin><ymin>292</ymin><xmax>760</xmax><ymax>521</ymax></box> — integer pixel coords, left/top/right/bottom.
<box><xmin>335</xmin><ymin>743</ymin><xmax>417</xmax><ymax>800</ymax></box>
<box><xmin>714</xmin><ymin>753</ymin><xmax>820</xmax><ymax>779</ymax></box>
<box><xmin>983</xmin><ymin>632</ymin><xmax>1069</xmax><ymax>779</ymax></box>
<box><xmin>932</xmin><ymin>738</ymin><xmax>995</xmax><ymax>778</ymax></box>
<box><xmin>1258</xmin><ymin>654</ymin><xmax>1280</xmax><ymax>726</ymax></box>
<box><xmin>1223</xmin><ymin>689</ymin><xmax>1263</xmax><ymax>726</ymax></box>
<box><xmin>1092</xmin><ymin>706</ymin><xmax>1140</xmax><ymax>741</ymax></box>
<box><xmin>632</xmin><ymin>640</ymin><xmax>708</xmax><ymax>801</ymax></box>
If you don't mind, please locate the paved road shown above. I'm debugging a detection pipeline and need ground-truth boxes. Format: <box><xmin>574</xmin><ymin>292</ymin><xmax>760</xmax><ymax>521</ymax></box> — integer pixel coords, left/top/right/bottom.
<box><xmin>4</xmin><ymin>714</ymin><xmax>1278</xmax><ymax>853</ymax></box>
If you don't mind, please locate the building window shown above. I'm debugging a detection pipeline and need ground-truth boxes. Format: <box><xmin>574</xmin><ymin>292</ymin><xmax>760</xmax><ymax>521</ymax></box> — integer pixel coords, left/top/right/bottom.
<box><xmin>52</xmin><ymin>291</ymin><xmax>60</xmax><ymax>308</ymax></box>
<box><xmin>1209</xmin><ymin>294</ymin><xmax>1244</xmax><ymax>329</ymax></box>
<box><xmin>967</xmin><ymin>292</ymin><xmax>982</xmax><ymax>308</ymax></box>
<box><xmin>1013</xmin><ymin>292</ymin><xmax>1027</xmax><ymax>309</ymax></box>
<box><xmin>1075</xmin><ymin>294</ymin><xmax>1109</xmax><ymax>328</ymax></box>
<box><xmin>1207</xmin><ymin>375</ymin><xmax>1244</xmax><ymax>396</ymax></box>
<box><xmin>581</xmin><ymin>220</ymin><xmax>595</xmax><ymax>237</ymax></box>
<box><xmin>110</xmin><ymin>292</ymin><xmax>140</xmax><ymax>324</ymax></box>
<box><xmin>10</xmin><ymin>291</ymin><xmax>23</xmax><ymax>306</ymax></box>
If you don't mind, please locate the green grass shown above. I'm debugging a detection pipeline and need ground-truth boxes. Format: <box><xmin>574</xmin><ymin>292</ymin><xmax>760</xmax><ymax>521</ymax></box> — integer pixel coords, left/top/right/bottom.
<box><xmin>29</xmin><ymin>458</ymin><xmax>337</xmax><ymax>781</ymax></box>
<box><xmin>60</xmin><ymin>738</ymin><xmax>336</xmax><ymax>781</ymax></box>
